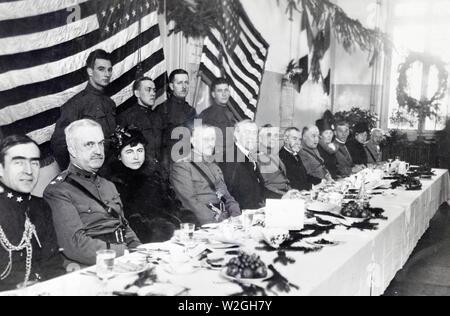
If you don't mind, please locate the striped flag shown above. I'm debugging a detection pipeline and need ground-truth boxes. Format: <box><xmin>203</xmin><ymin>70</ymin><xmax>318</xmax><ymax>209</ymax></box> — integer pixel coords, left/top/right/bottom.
<box><xmin>0</xmin><ymin>0</ymin><xmax>166</xmax><ymax>158</ymax></box>
<box><xmin>199</xmin><ymin>0</ymin><xmax>269</xmax><ymax>121</ymax></box>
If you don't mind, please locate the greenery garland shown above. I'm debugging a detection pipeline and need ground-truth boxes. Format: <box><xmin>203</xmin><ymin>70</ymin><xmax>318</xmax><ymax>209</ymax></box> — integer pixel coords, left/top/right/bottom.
<box><xmin>396</xmin><ymin>52</ymin><xmax>448</xmax><ymax>127</ymax></box>
<box><xmin>159</xmin><ymin>0</ymin><xmax>390</xmax><ymax>83</ymax></box>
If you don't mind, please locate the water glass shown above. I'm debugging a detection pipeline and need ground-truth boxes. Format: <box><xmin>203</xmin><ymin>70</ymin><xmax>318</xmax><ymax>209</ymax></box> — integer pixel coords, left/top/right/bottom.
<box><xmin>180</xmin><ymin>223</ymin><xmax>195</xmax><ymax>242</ymax></box>
<box><xmin>96</xmin><ymin>249</ymin><xmax>116</xmax><ymax>280</ymax></box>
<box><xmin>241</xmin><ymin>210</ymin><xmax>254</xmax><ymax>232</ymax></box>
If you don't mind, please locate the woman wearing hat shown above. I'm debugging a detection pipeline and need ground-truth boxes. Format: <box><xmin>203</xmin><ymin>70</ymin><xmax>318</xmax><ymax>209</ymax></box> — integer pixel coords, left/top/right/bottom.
<box><xmin>347</xmin><ymin>122</ymin><xmax>370</xmax><ymax>166</ymax></box>
<box><xmin>316</xmin><ymin>111</ymin><xmax>338</xmax><ymax>179</ymax></box>
<box><xmin>106</xmin><ymin>126</ymin><xmax>187</xmax><ymax>243</ymax></box>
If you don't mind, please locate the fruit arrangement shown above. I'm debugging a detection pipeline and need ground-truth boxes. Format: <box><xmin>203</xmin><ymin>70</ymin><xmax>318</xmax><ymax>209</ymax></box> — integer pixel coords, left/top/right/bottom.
<box><xmin>341</xmin><ymin>201</ymin><xmax>371</xmax><ymax>219</ymax></box>
<box><xmin>226</xmin><ymin>252</ymin><xmax>268</xmax><ymax>279</ymax></box>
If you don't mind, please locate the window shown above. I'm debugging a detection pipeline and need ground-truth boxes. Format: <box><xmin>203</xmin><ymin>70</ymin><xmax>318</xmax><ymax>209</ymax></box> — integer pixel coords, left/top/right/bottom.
<box><xmin>387</xmin><ymin>0</ymin><xmax>450</xmax><ymax>131</ymax></box>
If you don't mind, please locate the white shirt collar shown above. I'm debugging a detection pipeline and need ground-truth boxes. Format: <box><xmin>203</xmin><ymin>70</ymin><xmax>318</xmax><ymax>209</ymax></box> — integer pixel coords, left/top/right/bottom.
<box><xmin>236</xmin><ymin>142</ymin><xmax>250</xmax><ymax>158</ymax></box>
<box><xmin>283</xmin><ymin>146</ymin><xmax>298</xmax><ymax>156</ymax></box>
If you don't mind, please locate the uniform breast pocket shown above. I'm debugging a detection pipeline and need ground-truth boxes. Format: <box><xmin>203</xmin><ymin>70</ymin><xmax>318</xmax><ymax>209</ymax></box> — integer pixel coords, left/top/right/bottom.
<box><xmin>77</xmin><ymin>203</ymin><xmax>108</xmax><ymax>229</ymax></box>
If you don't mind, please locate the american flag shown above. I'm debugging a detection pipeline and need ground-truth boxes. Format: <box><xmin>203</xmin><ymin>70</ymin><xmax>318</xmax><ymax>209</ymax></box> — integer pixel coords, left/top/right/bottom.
<box><xmin>199</xmin><ymin>0</ymin><xmax>269</xmax><ymax>121</ymax></box>
<box><xmin>0</xmin><ymin>0</ymin><xmax>166</xmax><ymax>159</ymax></box>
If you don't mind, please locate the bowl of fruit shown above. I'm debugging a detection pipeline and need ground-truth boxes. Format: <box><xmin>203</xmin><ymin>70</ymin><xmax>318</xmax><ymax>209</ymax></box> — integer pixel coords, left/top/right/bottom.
<box><xmin>222</xmin><ymin>252</ymin><xmax>271</xmax><ymax>281</ymax></box>
<box><xmin>340</xmin><ymin>201</ymin><xmax>371</xmax><ymax>219</ymax></box>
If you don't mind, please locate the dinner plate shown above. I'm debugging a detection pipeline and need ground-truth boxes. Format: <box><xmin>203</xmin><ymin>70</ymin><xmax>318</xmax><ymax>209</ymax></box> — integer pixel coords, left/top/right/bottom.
<box><xmin>112</xmin><ymin>261</ymin><xmax>150</xmax><ymax>276</ymax></box>
<box><xmin>138</xmin><ymin>243</ymin><xmax>180</xmax><ymax>253</ymax></box>
<box><xmin>220</xmin><ymin>268</ymin><xmax>273</xmax><ymax>283</ymax></box>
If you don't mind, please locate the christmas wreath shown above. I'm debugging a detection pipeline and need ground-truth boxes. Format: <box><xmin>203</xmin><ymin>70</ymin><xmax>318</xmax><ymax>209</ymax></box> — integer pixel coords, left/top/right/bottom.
<box><xmin>396</xmin><ymin>52</ymin><xmax>448</xmax><ymax>125</ymax></box>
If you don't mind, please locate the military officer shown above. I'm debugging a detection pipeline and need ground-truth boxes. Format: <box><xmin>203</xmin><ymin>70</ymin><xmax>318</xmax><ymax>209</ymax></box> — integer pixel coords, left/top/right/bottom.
<box><xmin>171</xmin><ymin>124</ymin><xmax>241</xmax><ymax>226</ymax></box>
<box><xmin>0</xmin><ymin>135</ymin><xmax>64</xmax><ymax>292</ymax></box>
<box><xmin>199</xmin><ymin>77</ymin><xmax>237</xmax><ymax>160</ymax></box>
<box><xmin>51</xmin><ymin>49</ymin><xmax>116</xmax><ymax>171</ymax></box>
<box><xmin>44</xmin><ymin>119</ymin><xmax>141</xmax><ymax>266</ymax></box>
<box><xmin>117</xmin><ymin>77</ymin><xmax>164</xmax><ymax>164</ymax></box>
<box><xmin>157</xmin><ymin>69</ymin><xmax>197</xmax><ymax>168</ymax></box>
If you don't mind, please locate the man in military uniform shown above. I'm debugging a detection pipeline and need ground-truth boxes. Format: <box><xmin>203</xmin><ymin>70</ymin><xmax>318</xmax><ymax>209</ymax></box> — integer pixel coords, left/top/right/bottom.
<box><xmin>117</xmin><ymin>77</ymin><xmax>163</xmax><ymax>163</ymax></box>
<box><xmin>0</xmin><ymin>135</ymin><xmax>64</xmax><ymax>292</ymax></box>
<box><xmin>199</xmin><ymin>77</ymin><xmax>237</xmax><ymax>160</ymax></box>
<box><xmin>157</xmin><ymin>69</ymin><xmax>197</xmax><ymax>168</ymax></box>
<box><xmin>44</xmin><ymin>119</ymin><xmax>141</xmax><ymax>266</ymax></box>
<box><xmin>171</xmin><ymin>124</ymin><xmax>241</xmax><ymax>225</ymax></box>
<box><xmin>51</xmin><ymin>49</ymin><xmax>116</xmax><ymax>171</ymax></box>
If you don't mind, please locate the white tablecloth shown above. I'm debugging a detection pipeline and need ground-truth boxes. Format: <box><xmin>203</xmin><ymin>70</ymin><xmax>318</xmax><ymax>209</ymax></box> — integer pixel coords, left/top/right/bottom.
<box><xmin>3</xmin><ymin>170</ymin><xmax>450</xmax><ymax>296</ymax></box>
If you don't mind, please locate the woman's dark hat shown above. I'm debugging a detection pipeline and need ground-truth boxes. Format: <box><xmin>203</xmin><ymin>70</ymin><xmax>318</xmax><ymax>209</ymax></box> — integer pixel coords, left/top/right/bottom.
<box><xmin>316</xmin><ymin>110</ymin><xmax>335</xmax><ymax>133</ymax></box>
<box><xmin>353</xmin><ymin>122</ymin><xmax>370</xmax><ymax>135</ymax></box>
<box><xmin>110</xmin><ymin>125</ymin><xmax>147</xmax><ymax>154</ymax></box>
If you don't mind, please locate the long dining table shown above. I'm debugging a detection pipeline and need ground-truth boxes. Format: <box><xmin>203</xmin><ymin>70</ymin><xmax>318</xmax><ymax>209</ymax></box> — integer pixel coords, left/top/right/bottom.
<box><xmin>2</xmin><ymin>169</ymin><xmax>450</xmax><ymax>296</ymax></box>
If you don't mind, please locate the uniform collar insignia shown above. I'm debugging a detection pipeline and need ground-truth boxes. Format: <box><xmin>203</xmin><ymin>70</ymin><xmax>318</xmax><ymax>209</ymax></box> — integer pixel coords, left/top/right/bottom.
<box><xmin>0</xmin><ymin>183</ymin><xmax>31</xmax><ymax>203</ymax></box>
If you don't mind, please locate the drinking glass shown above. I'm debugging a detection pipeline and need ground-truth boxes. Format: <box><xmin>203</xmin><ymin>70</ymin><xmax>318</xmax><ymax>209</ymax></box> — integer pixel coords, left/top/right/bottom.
<box><xmin>241</xmin><ymin>210</ymin><xmax>254</xmax><ymax>232</ymax></box>
<box><xmin>96</xmin><ymin>249</ymin><xmax>116</xmax><ymax>281</ymax></box>
<box><xmin>180</xmin><ymin>223</ymin><xmax>195</xmax><ymax>242</ymax></box>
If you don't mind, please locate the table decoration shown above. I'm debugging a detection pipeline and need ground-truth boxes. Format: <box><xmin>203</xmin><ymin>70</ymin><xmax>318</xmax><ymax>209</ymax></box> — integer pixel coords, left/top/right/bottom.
<box><xmin>273</xmin><ymin>251</ymin><xmax>296</xmax><ymax>266</ymax></box>
<box><xmin>263</xmin><ymin>265</ymin><xmax>300</xmax><ymax>294</ymax></box>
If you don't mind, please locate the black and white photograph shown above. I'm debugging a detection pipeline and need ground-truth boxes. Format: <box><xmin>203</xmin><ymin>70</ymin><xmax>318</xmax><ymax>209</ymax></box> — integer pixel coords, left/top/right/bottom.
<box><xmin>0</xmin><ymin>0</ymin><xmax>449</xmax><ymax>299</ymax></box>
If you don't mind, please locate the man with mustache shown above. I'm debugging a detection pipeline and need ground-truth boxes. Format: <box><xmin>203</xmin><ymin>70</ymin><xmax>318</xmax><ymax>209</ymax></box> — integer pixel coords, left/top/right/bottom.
<box><xmin>0</xmin><ymin>135</ymin><xmax>64</xmax><ymax>291</ymax></box>
<box><xmin>299</xmin><ymin>125</ymin><xmax>333</xmax><ymax>185</ymax></box>
<box><xmin>170</xmin><ymin>124</ymin><xmax>241</xmax><ymax>225</ymax></box>
<box><xmin>279</xmin><ymin>127</ymin><xmax>311</xmax><ymax>191</ymax></box>
<box><xmin>44</xmin><ymin>119</ymin><xmax>141</xmax><ymax>266</ymax></box>
<box><xmin>117</xmin><ymin>77</ymin><xmax>163</xmax><ymax>164</ymax></box>
<box><xmin>157</xmin><ymin>69</ymin><xmax>197</xmax><ymax>167</ymax></box>
<box><xmin>51</xmin><ymin>49</ymin><xmax>116</xmax><ymax>171</ymax></box>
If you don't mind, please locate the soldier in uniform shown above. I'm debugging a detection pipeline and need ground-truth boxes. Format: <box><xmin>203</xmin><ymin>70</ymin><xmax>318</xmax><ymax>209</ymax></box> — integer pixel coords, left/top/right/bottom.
<box><xmin>44</xmin><ymin>119</ymin><xmax>141</xmax><ymax>266</ymax></box>
<box><xmin>51</xmin><ymin>49</ymin><xmax>116</xmax><ymax>171</ymax></box>
<box><xmin>117</xmin><ymin>77</ymin><xmax>164</xmax><ymax>165</ymax></box>
<box><xmin>199</xmin><ymin>77</ymin><xmax>237</xmax><ymax>160</ymax></box>
<box><xmin>171</xmin><ymin>124</ymin><xmax>241</xmax><ymax>226</ymax></box>
<box><xmin>157</xmin><ymin>69</ymin><xmax>197</xmax><ymax>168</ymax></box>
<box><xmin>0</xmin><ymin>135</ymin><xmax>64</xmax><ymax>291</ymax></box>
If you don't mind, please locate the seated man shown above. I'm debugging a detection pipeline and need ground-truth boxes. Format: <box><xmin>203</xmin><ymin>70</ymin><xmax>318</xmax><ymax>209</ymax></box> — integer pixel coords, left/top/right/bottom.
<box><xmin>44</xmin><ymin>119</ymin><xmax>141</xmax><ymax>266</ymax></box>
<box><xmin>279</xmin><ymin>127</ymin><xmax>311</xmax><ymax>191</ymax></box>
<box><xmin>333</xmin><ymin>120</ymin><xmax>364</xmax><ymax>177</ymax></box>
<box><xmin>347</xmin><ymin>122</ymin><xmax>369</xmax><ymax>166</ymax></box>
<box><xmin>365</xmin><ymin>128</ymin><xmax>384</xmax><ymax>164</ymax></box>
<box><xmin>258</xmin><ymin>125</ymin><xmax>291</xmax><ymax>199</ymax></box>
<box><xmin>0</xmin><ymin>135</ymin><xmax>64</xmax><ymax>291</ymax></box>
<box><xmin>219</xmin><ymin>120</ymin><xmax>266</xmax><ymax>210</ymax></box>
<box><xmin>299</xmin><ymin>125</ymin><xmax>333</xmax><ymax>185</ymax></box>
<box><xmin>171</xmin><ymin>124</ymin><xmax>241</xmax><ymax>225</ymax></box>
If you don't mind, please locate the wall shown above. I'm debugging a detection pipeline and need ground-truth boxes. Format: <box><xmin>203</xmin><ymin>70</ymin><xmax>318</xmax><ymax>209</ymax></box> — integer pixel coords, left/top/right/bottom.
<box><xmin>332</xmin><ymin>0</ymin><xmax>387</xmax><ymax>115</ymax></box>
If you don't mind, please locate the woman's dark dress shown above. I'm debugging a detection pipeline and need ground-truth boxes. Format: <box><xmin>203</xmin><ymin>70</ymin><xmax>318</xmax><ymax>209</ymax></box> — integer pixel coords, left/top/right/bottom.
<box><xmin>107</xmin><ymin>161</ymin><xmax>189</xmax><ymax>243</ymax></box>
